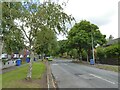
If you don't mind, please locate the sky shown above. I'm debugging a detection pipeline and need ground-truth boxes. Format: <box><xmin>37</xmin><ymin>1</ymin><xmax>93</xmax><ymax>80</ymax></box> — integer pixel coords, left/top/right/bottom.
<box><xmin>56</xmin><ymin>0</ymin><xmax>119</xmax><ymax>40</ymax></box>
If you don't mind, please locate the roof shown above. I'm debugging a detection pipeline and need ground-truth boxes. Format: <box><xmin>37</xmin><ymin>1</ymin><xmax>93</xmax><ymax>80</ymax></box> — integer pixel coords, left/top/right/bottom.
<box><xmin>106</xmin><ymin>38</ymin><xmax>120</xmax><ymax>46</ymax></box>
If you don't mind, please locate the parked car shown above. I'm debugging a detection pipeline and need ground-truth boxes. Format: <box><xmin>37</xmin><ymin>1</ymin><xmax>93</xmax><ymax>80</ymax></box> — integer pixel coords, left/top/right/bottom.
<box><xmin>20</xmin><ymin>54</ymin><xmax>23</xmax><ymax>59</ymax></box>
<box><xmin>13</xmin><ymin>53</ymin><xmax>19</xmax><ymax>59</ymax></box>
<box><xmin>48</xmin><ymin>56</ymin><xmax>53</xmax><ymax>61</ymax></box>
<box><xmin>1</xmin><ymin>53</ymin><xmax>8</xmax><ymax>59</ymax></box>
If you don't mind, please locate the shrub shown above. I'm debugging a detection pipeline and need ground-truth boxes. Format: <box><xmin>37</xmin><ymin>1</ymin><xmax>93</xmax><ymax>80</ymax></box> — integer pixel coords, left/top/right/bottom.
<box><xmin>96</xmin><ymin>46</ymin><xmax>105</xmax><ymax>60</ymax></box>
<box><xmin>105</xmin><ymin>44</ymin><xmax>119</xmax><ymax>58</ymax></box>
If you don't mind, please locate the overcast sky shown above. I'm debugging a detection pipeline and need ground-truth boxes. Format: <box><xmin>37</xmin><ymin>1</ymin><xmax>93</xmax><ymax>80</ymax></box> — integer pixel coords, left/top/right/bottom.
<box><xmin>57</xmin><ymin>0</ymin><xmax>119</xmax><ymax>40</ymax></box>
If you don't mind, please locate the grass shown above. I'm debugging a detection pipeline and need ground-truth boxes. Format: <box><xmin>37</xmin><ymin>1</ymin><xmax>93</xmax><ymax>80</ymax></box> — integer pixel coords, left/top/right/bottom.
<box><xmin>94</xmin><ymin>64</ymin><xmax>119</xmax><ymax>72</ymax></box>
<box><xmin>2</xmin><ymin>61</ymin><xmax>46</xmax><ymax>88</ymax></box>
<box><xmin>80</xmin><ymin>61</ymin><xmax>119</xmax><ymax>72</ymax></box>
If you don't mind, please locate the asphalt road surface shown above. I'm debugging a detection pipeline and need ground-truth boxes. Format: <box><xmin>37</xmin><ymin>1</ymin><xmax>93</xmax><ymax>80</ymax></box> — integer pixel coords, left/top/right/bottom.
<box><xmin>50</xmin><ymin>58</ymin><xmax>119</xmax><ymax>88</ymax></box>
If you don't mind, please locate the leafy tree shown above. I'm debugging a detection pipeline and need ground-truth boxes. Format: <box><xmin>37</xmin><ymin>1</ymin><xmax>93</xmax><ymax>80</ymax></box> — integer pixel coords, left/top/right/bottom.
<box><xmin>34</xmin><ymin>28</ymin><xmax>58</xmax><ymax>57</ymax></box>
<box><xmin>67</xmin><ymin>20</ymin><xmax>106</xmax><ymax>61</ymax></box>
<box><xmin>2</xmin><ymin>2</ymin><xmax>23</xmax><ymax>37</ymax></box>
<box><xmin>2</xmin><ymin>2</ymin><xmax>24</xmax><ymax>54</ymax></box>
<box><xmin>2</xmin><ymin>0</ymin><xmax>74</xmax><ymax>79</ymax></box>
<box><xmin>58</xmin><ymin>40</ymin><xmax>68</xmax><ymax>56</ymax></box>
<box><xmin>68</xmin><ymin>49</ymin><xmax>78</xmax><ymax>59</ymax></box>
<box><xmin>3</xmin><ymin>28</ymin><xmax>25</xmax><ymax>54</ymax></box>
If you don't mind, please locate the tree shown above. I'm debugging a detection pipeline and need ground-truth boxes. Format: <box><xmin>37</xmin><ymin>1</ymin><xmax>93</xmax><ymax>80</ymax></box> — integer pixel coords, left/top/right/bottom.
<box><xmin>34</xmin><ymin>28</ymin><xmax>58</xmax><ymax>57</ymax></box>
<box><xmin>57</xmin><ymin>40</ymin><xmax>69</xmax><ymax>57</ymax></box>
<box><xmin>13</xmin><ymin>1</ymin><xmax>74</xmax><ymax>80</ymax></box>
<box><xmin>67</xmin><ymin>20</ymin><xmax>106</xmax><ymax>61</ymax></box>
<box><xmin>2</xmin><ymin>2</ymin><xmax>24</xmax><ymax>53</ymax></box>
<box><xmin>3</xmin><ymin>28</ymin><xmax>25</xmax><ymax>54</ymax></box>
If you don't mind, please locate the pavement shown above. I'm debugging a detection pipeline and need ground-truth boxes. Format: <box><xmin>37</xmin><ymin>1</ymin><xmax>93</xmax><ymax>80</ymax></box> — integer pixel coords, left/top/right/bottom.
<box><xmin>0</xmin><ymin>62</ymin><xmax>28</xmax><ymax>74</ymax></box>
<box><xmin>50</xmin><ymin>58</ymin><xmax>119</xmax><ymax>89</ymax></box>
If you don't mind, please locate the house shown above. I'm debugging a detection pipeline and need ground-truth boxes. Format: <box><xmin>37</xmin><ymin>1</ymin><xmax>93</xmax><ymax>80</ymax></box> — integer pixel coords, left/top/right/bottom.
<box><xmin>105</xmin><ymin>37</ymin><xmax>120</xmax><ymax>47</ymax></box>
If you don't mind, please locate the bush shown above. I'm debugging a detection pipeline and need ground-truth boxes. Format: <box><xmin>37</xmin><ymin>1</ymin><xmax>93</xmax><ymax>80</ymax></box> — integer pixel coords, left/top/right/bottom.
<box><xmin>105</xmin><ymin>44</ymin><xmax>119</xmax><ymax>58</ymax></box>
<box><xmin>96</xmin><ymin>43</ymin><xmax>120</xmax><ymax>65</ymax></box>
<box><xmin>96</xmin><ymin>46</ymin><xmax>105</xmax><ymax>59</ymax></box>
<box><xmin>68</xmin><ymin>49</ymin><xmax>78</xmax><ymax>59</ymax></box>
<box><xmin>82</xmin><ymin>50</ymin><xmax>87</xmax><ymax>60</ymax></box>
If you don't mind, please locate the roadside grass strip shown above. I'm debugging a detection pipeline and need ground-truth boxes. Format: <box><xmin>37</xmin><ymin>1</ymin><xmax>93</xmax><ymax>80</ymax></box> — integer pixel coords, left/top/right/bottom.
<box><xmin>95</xmin><ymin>65</ymin><xmax>118</xmax><ymax>72</ymax></box>
<box><xmin>2</xmin><ymin>62</ymin><xmax>46</xmax><ymax>88</ymax></box>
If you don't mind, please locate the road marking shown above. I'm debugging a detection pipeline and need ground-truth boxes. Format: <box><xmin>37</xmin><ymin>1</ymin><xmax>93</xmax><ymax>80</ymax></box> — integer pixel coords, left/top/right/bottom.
<box><xmin>52</xmin><ymin>64</ymin><xmax>58</xmax><ymax>65</ymax></box>
<box><xmin>89</xmin><ymin>74</ymin><xmax>116</xmax><ymax>84</ymax></box>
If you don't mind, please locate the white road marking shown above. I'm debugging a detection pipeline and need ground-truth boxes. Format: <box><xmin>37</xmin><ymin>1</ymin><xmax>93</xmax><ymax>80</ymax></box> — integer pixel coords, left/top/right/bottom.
<box><xmin>89</xmin><ymin>74</ymin><xmax>116</xmax><ymax>84</ymax></box>
<box><xmin>52</xmin><ymin>64</ymin><xmax>58</xmax><ymax>65</ymax></box>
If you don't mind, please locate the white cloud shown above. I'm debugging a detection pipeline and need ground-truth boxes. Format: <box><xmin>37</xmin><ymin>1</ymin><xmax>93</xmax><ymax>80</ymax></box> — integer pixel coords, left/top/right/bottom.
<box><xmin>57</xmin><ymin>0</ymin><xmax>119</xmax><ymax>40</ymax></box>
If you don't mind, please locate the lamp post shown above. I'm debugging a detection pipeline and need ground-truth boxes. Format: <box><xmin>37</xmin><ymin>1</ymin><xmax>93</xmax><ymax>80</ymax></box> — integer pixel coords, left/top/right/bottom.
<box><xmin>91</xmin><ymin>32</ymin><xmax>95</xmax><ymax>64</ymax></box>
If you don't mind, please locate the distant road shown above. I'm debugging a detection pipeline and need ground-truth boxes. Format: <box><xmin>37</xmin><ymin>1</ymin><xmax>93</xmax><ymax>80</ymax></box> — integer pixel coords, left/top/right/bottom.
<box><xmin>50</xmin><ymin>59</ymin><xmax>119</xmax><ymax>88</ymax></box>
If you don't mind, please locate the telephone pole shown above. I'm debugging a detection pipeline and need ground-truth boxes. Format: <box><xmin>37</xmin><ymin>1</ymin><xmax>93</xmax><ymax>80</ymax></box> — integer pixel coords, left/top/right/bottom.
<box><xmin>91</xmin><ymin>33</ymin><xmax>95</xmax><ymax>64</ymax></box>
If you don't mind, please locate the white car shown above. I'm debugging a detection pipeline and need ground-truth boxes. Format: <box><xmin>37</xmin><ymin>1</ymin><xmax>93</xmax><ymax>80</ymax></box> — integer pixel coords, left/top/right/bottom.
<box><xmin>20</xmin><ymin>55</ymin><xmax>23</xmax><ymax>58</ymax></box>
<box><xmin>1</xmin><ymin>53</ymin><xmax>8</xmax><ymax>59</ymax></box>
<box><xmin>13</xmin><ymin>54</ymin><xmax>19</xmax><ymax>59</ymax></box>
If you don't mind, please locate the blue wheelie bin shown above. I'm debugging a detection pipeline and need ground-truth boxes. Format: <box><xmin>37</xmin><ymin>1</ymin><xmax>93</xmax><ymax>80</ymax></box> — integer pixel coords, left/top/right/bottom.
<box><xmin>90</xmin><ymin>59</ymin><xmax>94</xmax><ymax>65</ymax></box>
<box><xmin>34</xmin><ymin>57</ymin><xmax>36</xmax><ymax>61</ymax></box>
<box><xmin>26</xmin><ymin>57</ymin><xmax>30</xmax><ymax>63</ymax></box>
<box><xmin>16</xmin><ymin>59</ymin><xmax>21</xmax><ymax>66</ymax></box>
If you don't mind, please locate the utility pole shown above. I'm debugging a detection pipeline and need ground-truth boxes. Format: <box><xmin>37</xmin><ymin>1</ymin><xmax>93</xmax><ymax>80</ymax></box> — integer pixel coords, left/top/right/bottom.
<box><xmin>91</xmin><ymin>33</ymin><xmax>95</xmax><ymax>64</ymax></box>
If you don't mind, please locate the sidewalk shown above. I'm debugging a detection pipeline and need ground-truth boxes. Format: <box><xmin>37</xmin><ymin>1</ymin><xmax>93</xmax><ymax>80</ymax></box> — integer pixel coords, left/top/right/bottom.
<box><xmin>1</xmin><ymin>63</ymin><xmax>28</xmax><ymax>74</ymax></box>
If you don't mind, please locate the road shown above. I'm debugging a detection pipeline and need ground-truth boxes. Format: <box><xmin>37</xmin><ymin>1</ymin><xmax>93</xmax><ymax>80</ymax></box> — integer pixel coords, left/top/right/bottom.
<box><xmin>50</xmin><ymin>58</ymin><xmax>119</xmax><ymax>88</ymax></box>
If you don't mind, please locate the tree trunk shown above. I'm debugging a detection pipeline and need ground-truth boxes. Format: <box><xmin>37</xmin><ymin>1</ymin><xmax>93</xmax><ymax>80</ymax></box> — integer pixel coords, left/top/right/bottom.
<box><xmin>26</xmin><ymin>50</ymin><xmax>34</xmax><ymax>80</ymax></box>
<box><xmin>26</xmin><ymin>42</ymin><xmax>34</xmax><ymax>80</ymax></box>
<box><xmin>77</xmin><ymin>49</ymin><xmax>80</xmax><ymax>61</ymax></box>
<box><xmin>88</xmin><ymin>48</ymin><xmax>91</xmax><ymax>61</ymax></box>
<box><xmin>80</xmin><ymin>50</ymin><xmax>82</xmax><ymax>61</ymax></box>
<box><xmin>77</xmin><ymin>47</ymin><xmax>82</xmax><ymax>61</ymax></box>
<box><xmin>87</xmin><ymin>52</ymin><xmax>89</xmax><ymax>62</ymax></box>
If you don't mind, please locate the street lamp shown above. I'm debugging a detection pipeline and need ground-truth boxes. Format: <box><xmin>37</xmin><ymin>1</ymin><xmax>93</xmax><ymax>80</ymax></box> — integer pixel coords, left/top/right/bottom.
<box><xmin>91</xmin><ymin>33</ymin><xmax>95</xmax><ymax>64</ymax></box>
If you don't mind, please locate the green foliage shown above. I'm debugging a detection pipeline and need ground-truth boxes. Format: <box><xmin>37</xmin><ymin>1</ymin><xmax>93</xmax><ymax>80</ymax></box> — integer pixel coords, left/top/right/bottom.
<box><xmin>2</xmin><ymin>2</ymin><xmax>22</xmax><ymax>36</ymax></box>
<box><xmin>34</xmin><ymin>28</ymin><xmax>58</xmax><ymax>55</ymax></box>
<box><xmin>105</xmin><ymin>43</ymin><xmax>120</xmax><ymax>58</ymax></box>
<box><xmin>2</xmin><ymin>62</ymin><xmax>46</xmax><ymax>88</ymax></box>
<box><xmin>67</xmin><ymin>20</ymin><xmax>106</xmax><ymax>60</ymax></box>
<box><xmin>4</xmin><ymin>29</ymin><xmax>24</xmax><ymax>54</ymax></box>
<box><xmin>2</xmin><ymin>1</ymin><xmax>74</xmax><ymax>54</ymax></box>
<box><xmin>2</xmin><ymin>2</ymin><xmax>24</xmax><ymax>54</ymax></box>
<box><xmin>81</xmin><ymin>49</ymin><xmax>87</xmax><ymax>59</ymax></box>
<box><xmin>96</xmin><ymin>46</ymin><xmax>105</xmax><ymax>59</ymax></box>
<box><xmin>68</xmin><ymin>49</ymin><xmax>78</xmax><ymax>59</ymax></box>
<box><xmin>58</xmin><ymin>40</ymin><xmax>69</xmax><ymax>55</ymax></box>
<box><xmin>96</xmin><ymin>43</ymin><xmax>120</xmax><ymax>59</ymax></box>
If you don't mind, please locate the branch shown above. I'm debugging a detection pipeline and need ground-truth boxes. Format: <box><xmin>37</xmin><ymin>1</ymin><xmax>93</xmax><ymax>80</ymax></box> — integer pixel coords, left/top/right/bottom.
<box><xmin>20</xmin><ymin>25</ymin><xmax>29</xmax><ymax>41</ymax></box>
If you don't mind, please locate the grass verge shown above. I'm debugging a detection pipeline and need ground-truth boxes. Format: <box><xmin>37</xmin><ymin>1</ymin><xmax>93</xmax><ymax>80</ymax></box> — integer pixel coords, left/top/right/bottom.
<box><xmin>2</xmin><ymin>61</ymin><xmax>46</xmax><ymax>88</ymax></box>
<box><xmin>94</xmin><ymin>64</ymin><xmax>119</xmax><ymax>72</ymax></box>
<box><xmin>80</xmin><ymin>61</ymin><xmax>119</xmax><ymax>72</ymax></box>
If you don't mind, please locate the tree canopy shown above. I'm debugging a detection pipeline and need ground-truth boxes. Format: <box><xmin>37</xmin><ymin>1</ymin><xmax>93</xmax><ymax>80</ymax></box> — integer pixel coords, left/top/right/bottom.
<box><xmin>67</xmin><ymin>20</ymin><xmax>106</xmax><ymax>60</ymax></box>
<box><xmin>2</xmin><ymin>1</ymin><xmax>74</xmax><ymax>79</ymax></box>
